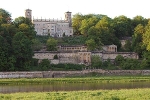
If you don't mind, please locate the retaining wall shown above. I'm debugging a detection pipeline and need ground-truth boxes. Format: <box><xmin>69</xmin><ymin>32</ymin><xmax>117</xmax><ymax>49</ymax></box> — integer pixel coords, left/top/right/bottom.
<box><xmin>0</xmin><ymin>70</ymin><xmax>150</xmax><ymax>78</ymax></box>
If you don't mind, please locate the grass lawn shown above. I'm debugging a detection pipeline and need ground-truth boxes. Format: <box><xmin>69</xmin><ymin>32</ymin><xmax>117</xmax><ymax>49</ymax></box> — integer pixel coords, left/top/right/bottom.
<box><xmin>0</xmin><ymin>76</ymin><xmax>150</xmax><ymax>85</ymax></box>
<box><xmin>0</xmin><ymin>88</ymin><xmax>150</xmax><ymax>100</ymax></box>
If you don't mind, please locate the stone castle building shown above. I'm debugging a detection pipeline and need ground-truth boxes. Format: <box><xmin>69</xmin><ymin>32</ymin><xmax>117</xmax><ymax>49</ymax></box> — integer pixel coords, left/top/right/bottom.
<box><xmin>25</xmin><ymin>9</ymin><xmax>73</xmax><ymax>37</ymax></box>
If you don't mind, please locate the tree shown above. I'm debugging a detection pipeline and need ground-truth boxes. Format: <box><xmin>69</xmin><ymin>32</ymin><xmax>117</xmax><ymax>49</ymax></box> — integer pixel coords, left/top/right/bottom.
<box><xmin>121</xmin><ymin>58</ymin><xmax>140</xmax><ymax>70</ymax></box>
<box><xmin>132</xmin><ymin>24</ymin><xmax>146</xmax><ymax>57</ymax></box>
<box><xmin>13</xmin><ymin>17</ymin><xmax>36</xmax><ymax>39</ymax></box>
<box><xmin>112</xmin><ymin>15</ymin><xmax>132</xmax><ymax>38</ymax></box>
<box><xmin>114</xmin><ymin>55</ymin><xmax>124</xmax><ymax>66</ymax></box>
<box><xmin>46</xmin><ymin>38</ymin><xmax>58</xmax><ymax>51</ymax></box>
<box><xmin>142</xmin><ymin>21</ymin><xmax>150</xmax><ymax>51</ymax></box>
<box><xmin>0</xmin><ymin>8</ymin><xmax>11</xmax><ymax>24</ymax></box>
<box><xmin>140</xmin><ymin>59</ymin><xmax>149</xmax><ymax>69</ymax></box>
<box><xmin>32</xmin><ymin>39</ymin><xmax>42</xmax><ymax>51</ymax></box>
<box><xmin>19</xmin><ymin>23</ymin><xmax>29</xmax><ymax>31</ymax></box>
<box><xmin>39</xmin><ymin>59</ymin><xmax>51</xmax><ymax>71</ymax></box>
<box><xmin>12</xmin><ymin>32</ymin><xmax>33</xmax><ymax>70</ymax></box>
<box><xmin>141</xmin><ymin>51</ymin><xmax>150</xmax><ymax>69</ymax></box>
<box><xmin>54</xmin><ymin>55</ymin><xmax>58</xmax><ymax>59</ymax></box>
<box><xmin>87</xmin><ymin>26</ymin><xmax>102</xmax><ymax>50</ymax></box>
<box><xmin>72</xmin><ymin>13</ymin><xmax>84</xmax><ymax>35</ymax></box>
<box><xmin>91</xmin><ymin>55</ymin><xmax>102</xmax><ymax>69</ymax></box>
<box><xmin>13</xmin><ymin>16</ymin><xmax>32</xmax><ymax>27</ymax></box>
<box><xmin>0</xmin><ymin>35</ymin><xmax>15</xmax><ymax>71</ymax></box>
<box><xmin>124</xmin><ymin>40</ymin><xmax>132</xmax><ymax>51</ymax></box>
<box><xmin>1</xmin><ymin>24</ymin><xmax>17</xmax><ymax>37</ymax></box>
<box><xmin>85</xmin><ymin>39</ymin><xmax>96</xmax><ymax>51</ymax></box>
<box><xmin>131</xmin><ymin>16</ymin><xmax>148</xmax><ymax>29</ymax></box>
<box><xmin>79</xmin><ymin>16</ymin><xmax>99</xmax><ymax>35</ymax></box>
<box><xmin>63</xmin><ymin>32</ymin><xmax>65</xmax><ymax>37</ymax></box>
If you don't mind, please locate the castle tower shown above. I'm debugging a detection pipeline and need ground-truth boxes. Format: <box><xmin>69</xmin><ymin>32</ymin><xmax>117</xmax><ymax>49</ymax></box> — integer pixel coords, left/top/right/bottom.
<box><xmin>65</xmin><ymin>11</ymin><xmax>72</xmax><ymax>27</ymax></box>
<box><xmin>25</xmin><ymin>9</ymin><xmax>32</xmax><ymax>21</ymax></box>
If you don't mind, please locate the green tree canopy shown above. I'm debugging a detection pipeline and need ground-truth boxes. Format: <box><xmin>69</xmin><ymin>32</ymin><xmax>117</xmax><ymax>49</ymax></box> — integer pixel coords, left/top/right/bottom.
<box><xmin>1</xmin><ymin>24</ymin><xmax>17</xmax><ymax>37</ymax></box>
<box><xmin>13</xmin><ymin>16</ymin><xmax>32</xmax><ymax>27</ymax></box>
<box><xmin>142</xmin><ymin>21</ymin><xmax>150</xmax><ymax>51</ymax></box>
<box><xmin>0</xmin><ymin>35</ymin><xmax>15</xmax><ymax>71</ymax></box>
<box><xmin>112</xmin><ymin>15</ymin><xmax>132</xmax><ymax>38</ymax></box>
<box><xmin>132</xmin><ymin>16</ymin><xmax>148</xmax><ymax>28</ymax></box>
<box><xmin>12</xmin><ymin>32</ymin><xmax>33</xmax><ymax>70</ymax></box>
<box><xmin>39</xmin><ymin>59</ymin><xmax>51</xmax><ymax>71</ymax></box>
<box><xmin>132</xmin><ymin>24</ymin><xmax>146</xmax><ymax>57</ymax></box>
<box><xmin>91</xmin><ymin>55</ymin><xmax>102</xmax><ymax>69</ymax></box>
<box><xmin>32</xmin><ymin>38</ymin><xmax>42</xmax><ymax>51</ymax></box>
<box><xmin>46</xmin><ymin>38</ymin><xmax>58</xmax><ymax>51</ymax></box>
<box><xmin>0</xmin><ymin>8</ymin><xmax>11</xmax><ymax>24</ymax></box>
<box><xmin>72</xmin><ymin>13</ymin><xmax>84</xmax><ymax>35</ymax></box>
<box><xmin>86</xmin><ymin>39</ymin><xmax>96</xmax><ymax>51</ymax></box>
<box><xmin>13</xmin><ymin>16</ymin><xmax>36</xmax><ymax>39</ymax></box>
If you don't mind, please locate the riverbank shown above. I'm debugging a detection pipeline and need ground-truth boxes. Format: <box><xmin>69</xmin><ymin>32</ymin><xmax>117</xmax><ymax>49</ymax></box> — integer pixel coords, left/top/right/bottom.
<box><xmin>0</xmin><ymin>88</ymin><xmax>150</xmax><ymax>100</ymax></box>
<box><xmin>0</xmin><ymin>76</ymin><xmax>150</xmax><ymax>85</ymax></box>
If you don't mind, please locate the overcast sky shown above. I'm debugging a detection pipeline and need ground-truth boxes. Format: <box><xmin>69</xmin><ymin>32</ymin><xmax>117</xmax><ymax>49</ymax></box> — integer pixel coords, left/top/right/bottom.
<box><xmin>0</xmin><ymin>0</ymin><xmax>150</xmax><ymax>20</ymax></box>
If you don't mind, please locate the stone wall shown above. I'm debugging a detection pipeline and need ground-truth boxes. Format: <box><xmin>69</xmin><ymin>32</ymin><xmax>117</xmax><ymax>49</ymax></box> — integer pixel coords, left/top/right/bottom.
<box><xmin>0</xmin><ymin>70</ymin><xmax>150</xmax><ymax>78</ymax></box>
<box><xmin>92</xmin><ymin>51</ymin><xmax>139</xmax><ymax>61</ymax></box>
<box><xmin>0</xmin><ymin>72</ymin><xmax>43</xmax><ymax>78</ymax></box>
<box><xmin>33</xmin><ymin>51</ymin><xmax>138</xmax><ymax>65</ymax></box>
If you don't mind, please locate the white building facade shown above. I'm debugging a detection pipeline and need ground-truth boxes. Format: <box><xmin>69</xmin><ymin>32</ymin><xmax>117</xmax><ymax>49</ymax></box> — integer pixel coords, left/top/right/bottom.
<box><xmin>25</xmin><ymin>9</ymin><xmax>73</xmax><ymax>37</ymax></box>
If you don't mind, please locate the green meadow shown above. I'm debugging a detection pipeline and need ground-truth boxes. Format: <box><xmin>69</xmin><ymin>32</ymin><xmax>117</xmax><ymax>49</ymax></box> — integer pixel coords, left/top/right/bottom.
<box><xmin>0</xmin><ymin>76</ymin><xmax>150</xmax><ymax>85</ymax></box>
<box><xmin>0</xmin><ymin>88</ymin><xmax>150</xmax><ymax>100</ymax></box>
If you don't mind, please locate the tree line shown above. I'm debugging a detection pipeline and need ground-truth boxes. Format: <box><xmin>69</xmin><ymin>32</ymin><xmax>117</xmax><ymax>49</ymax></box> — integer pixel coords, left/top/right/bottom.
<box><xmin>72</xmin><ymin>13</ymin><xmax>150</xmax><ymax>69</ymax></box>
<box><xmin>72</xmin><ymin>13</ymin><xmax>150</xmax><ymax>56</ymax></box>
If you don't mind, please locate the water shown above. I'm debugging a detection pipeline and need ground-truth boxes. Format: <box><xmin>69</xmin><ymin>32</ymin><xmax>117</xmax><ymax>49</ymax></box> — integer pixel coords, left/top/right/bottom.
<box><xmin>0</xmin><ymin>82</ymin><xmax>150</xmax><ymax>93</ymax></box>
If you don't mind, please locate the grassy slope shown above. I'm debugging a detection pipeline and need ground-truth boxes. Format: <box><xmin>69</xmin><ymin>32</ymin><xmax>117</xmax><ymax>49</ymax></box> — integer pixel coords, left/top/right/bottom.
<box><xmin>0</xmin><ymin>88</ymin><xmax>150</xmax><ymax>100</ymax></box>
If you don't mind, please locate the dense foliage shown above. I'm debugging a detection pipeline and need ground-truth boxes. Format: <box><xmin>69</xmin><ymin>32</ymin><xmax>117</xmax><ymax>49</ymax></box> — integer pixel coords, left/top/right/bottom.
<box><xmin>0</xmin><ymin>8</ymin><xmax>36</xmax><ymax>71</ymax></box>
<box><xmin>46</xmin><ymin>37</ymin><xmax>58</xmax><ymax>51</ymax></box>
<box><xmin>72</xmin><ymin>13</ymin><xmax>150</xmax><ymax>69</ymax></box>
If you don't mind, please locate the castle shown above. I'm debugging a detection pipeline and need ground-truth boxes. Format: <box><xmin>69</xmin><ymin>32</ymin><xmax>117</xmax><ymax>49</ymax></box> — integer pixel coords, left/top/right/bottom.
<box><xmin>24</xmin><ymin>9</ymin><xmax>139</xmax><ymax>65</ymax></box>
<box><xmin>25</xmin><ymin>9</ymin><xmax>73</xmax><ymax>37</ymax></box>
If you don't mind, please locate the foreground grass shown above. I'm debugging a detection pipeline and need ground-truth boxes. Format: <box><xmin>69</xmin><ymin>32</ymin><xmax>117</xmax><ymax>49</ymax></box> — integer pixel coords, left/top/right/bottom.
<box><xmin>0</xmin><ymin>88</ymin><xmax>150</xmax><ymax>100</ymax></box>
<box><xmin>1</xmin><ymin>76</ymin><xmax>150</xmax><ymax>85</ymax></box>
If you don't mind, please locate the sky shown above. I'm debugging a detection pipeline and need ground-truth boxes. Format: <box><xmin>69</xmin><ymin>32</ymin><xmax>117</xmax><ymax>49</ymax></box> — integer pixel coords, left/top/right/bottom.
<box><xmin>1</xmin><ymin>0</ymin><xmax>150</xmax><ymax>20</ymax></box>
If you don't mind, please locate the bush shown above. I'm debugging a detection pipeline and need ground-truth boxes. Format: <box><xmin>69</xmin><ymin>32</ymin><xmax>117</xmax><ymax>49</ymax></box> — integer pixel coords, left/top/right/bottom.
<box><xmin>38</xmin><ymin>59</ymin><xmax>51</xmax><ymax>71</ymax></box>
<box><xmin>54</xmin><ymin>55</ymin><xmax>58</xmax><ymax>59</ymax></box>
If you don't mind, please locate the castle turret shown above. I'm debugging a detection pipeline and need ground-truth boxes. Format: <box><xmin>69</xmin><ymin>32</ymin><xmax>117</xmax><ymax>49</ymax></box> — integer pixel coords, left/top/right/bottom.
<box><xmin>25</xmin><ymin>9</ymin><xmax>32</xmax><ymax>21</ymax></box>
<box><xmin>65</xmin><ymin>11</ymin><xmax>72</xmax><ymax>27</ymax></box>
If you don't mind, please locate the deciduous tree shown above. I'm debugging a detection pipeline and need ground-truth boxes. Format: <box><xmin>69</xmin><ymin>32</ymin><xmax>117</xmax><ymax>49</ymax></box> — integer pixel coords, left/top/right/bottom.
<box><xmin>12</xmin><ymin>32</ymin><xmax>33</xmax><ymax>70</ymax></box>
<box><xmin>86</xmin><ymin>39</ymin><xmax>96</xmax><ymax>51</ymax></box>
<box><xmin>46</xmin><ymin>38</ymin><xmax>58</xmax><ymax>51</ymax></box>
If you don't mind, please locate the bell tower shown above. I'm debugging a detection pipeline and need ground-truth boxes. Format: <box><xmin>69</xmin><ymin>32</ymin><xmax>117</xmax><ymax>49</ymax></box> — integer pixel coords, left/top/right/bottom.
<box><xmin>25</xmin><ymin>9</ymin><xmax>32</xmax><ymax>21</ymax></box>
<box><xmin>65</xmin><ymin>11</ymin><xmax>72</xmax><ymax>27</ymax></box>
